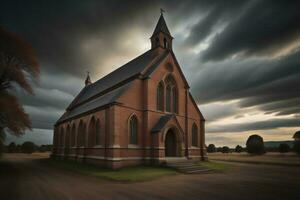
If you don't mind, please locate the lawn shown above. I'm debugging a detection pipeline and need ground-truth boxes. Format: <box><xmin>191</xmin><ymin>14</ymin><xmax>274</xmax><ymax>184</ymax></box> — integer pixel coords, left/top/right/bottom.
<box><xmin>42</xmin><ymin>158</ymin><xmax>178</xmax><ymax>182</ymax></box>
<box><xmin>197</xmin><ymin>161</ymin><xmax>232</xmax><ymax>172</ymax></box>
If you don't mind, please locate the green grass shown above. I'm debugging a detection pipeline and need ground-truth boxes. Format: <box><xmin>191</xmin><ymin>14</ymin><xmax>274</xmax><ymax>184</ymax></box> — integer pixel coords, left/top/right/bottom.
<box><xmin>197</xmin><ymin>161</ymin><xmax>232</xmax><ymax>172</ymax></box>
<box><xmin>41</xmin><ymin>159</ymin><xmax>178</xmax><ymax>182</ymax></box>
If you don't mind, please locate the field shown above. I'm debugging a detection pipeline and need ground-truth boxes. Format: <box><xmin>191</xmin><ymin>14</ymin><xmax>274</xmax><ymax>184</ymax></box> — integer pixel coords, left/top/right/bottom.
<box><xmin>208</xmin><ymin>152</ymin><xmax>300</xmax><ymax>166</ymax></box>
<box><xmin>0</xmin><ymin>153</ymin><xmax>300</xmax><ymax>200</ymax></box>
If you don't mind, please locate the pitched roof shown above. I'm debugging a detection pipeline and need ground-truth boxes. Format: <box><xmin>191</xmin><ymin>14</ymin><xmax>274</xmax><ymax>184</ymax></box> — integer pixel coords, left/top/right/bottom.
<box><xmin>151</xmin><ymin>115</ymin><xmax>173</xmax><ymax>133</ymax></box>
<box><xmin>56</xmin><ymin>48</ymin><xmax>170</xmax><ymax>125</ymax></box>
<box><xmin>67</xmin><ymin>48</ymin><xmax>169</xmax><ymax>110</ymax></box>
<box><xmin>151</xmin><ymin>114</ymin><xmax>184</xmax><ymax>134</ymax></box>
<box><xmin>57</xmin><ymin>82</ymin><xmax>131</xmax><ymax>123</ymax></box>
<box><xmin>151</xmin><ymin>14</ymin><xmax>172</xmax><ymax>38</ymax></box>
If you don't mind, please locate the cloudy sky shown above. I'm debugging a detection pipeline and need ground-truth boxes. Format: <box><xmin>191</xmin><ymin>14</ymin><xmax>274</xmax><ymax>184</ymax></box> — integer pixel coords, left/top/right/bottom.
<box><xmin>1</xmin><ymin>0</ymin><xmax>300</xmax><ymax>147</ymax></box>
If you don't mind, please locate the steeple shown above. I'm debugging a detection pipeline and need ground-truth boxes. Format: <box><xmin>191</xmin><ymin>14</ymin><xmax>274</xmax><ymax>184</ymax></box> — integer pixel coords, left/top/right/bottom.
<box><xmin>150</xmin><ymin>10</ymin><xmax>173</xmax><ymax>50</ymax></box>
<box><xmin>85</xmin><ymin>71</ymin><xmax>92</xmax><ymax>86</ymax></box>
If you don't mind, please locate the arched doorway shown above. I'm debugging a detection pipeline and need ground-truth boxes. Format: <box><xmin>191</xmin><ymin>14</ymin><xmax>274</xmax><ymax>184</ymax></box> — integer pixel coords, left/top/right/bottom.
<box><xmin>165</xmin><ymin>129</ymin><xmax>178</xmax><ymax>157</ymax></box>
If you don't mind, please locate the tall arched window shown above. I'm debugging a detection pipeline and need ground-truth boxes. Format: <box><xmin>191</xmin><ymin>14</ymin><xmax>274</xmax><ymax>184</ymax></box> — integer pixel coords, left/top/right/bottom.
<box><xmin>96</xmin><ymin>119</ymin><xmax>101</xmax><ymax>145</ymax></box>
<box><xmin>192</xmin><ymin>123</ymin><xmax>198</xmax><ymax>147</ymax></box>
<box><xmin>172</xmin><ymin>87</ymin><xmax>178</xmax><ymax>113</ymax></box>
<box><xmin>71</xmin><ymin>123</ymin><xmax>76</xmax><ymax>146</ymax></box>
<box><xmin>156</xmin><ymin>37</ymin><xmax>159</xmax><ymax>46</ymax></box>
<box><xmin>166</xmin><ymin>85</ymin><xmax>171</xmax><ymax>112</ymax></box>
<box><xmin>60</xmin><ymin>127</ymin><xmax>64</xmax><ymax>147</ymax></box>
<box><xmin>77</xmin><ymin>121</ymin><xmax>86</xmax><ymax>147</ymax></box>
<box><xmin>65</xmin><ymin>125</ymin><xmax>70</xmax><ymax>147</ymax></box>
<box><xmin>157</xmin><ymin>81</ymin><xmax>164</xmax><ymax>111</ymax></box>
<box><xmin>165</xmin><ymin>74</ymin><xmax>177</xmax><ymax>113</ymax></box>
<box><xmin>164</xmin><ymin>38</ymin><xmax>167</xmax><ymax>48</ymax></box>
<box><xmin>88</xmin><ymin>117</ymin><xmax>96</xmax><ymax>147</ymax></box>
<box><xmin>129</xmin><ymin>115</ymin><xmax>138</xmax><ymax>145</ymax></box>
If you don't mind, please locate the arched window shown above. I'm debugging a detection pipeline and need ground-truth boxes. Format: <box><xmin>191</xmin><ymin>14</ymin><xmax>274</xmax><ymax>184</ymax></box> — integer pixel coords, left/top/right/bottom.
<box><xmin>77</xmin><ymin>121</ymin><xmax>86</xmax><ymax>147</ymax></box>
<box><xmin>172</xmin><ymin>87</ymin><xmax>178</xmax><ymax>113</ymax></box>
<box><xmin>157</xmin><ymin>81</ymin><xmax>164</xmax><ymax>111</ymax></box>
<box><xmin>166</xmin><ymin>85</ymin><xmax>171</xmax><ymax>112</ymax></box>
<box><xmin>60</xmin><ymin>127</ymin><xmax>64</xmax><ymax>147</ymax></box>
<box><xmin>164</xmin><ymin>38</ymin><xmax>167</xmax><ymax>48</ymax></box>
<box><xmin>65</xmin><ymin>125</ymin><xmax>70</xmax><ymax>147</ymax></box>
<box><xmin>88</xmin><ymin>117</ymin><xmax>96</xmax><ymax>147</ymax></box>
<box><xmin>156</xmin><ymin>37</ymin><xmax>159</xmax><ymax>46</ymax></box>
<box><xmin>71</xmin><ymin>124</ymin><xmax>76</xmax><ymax>146</ymax></box>
<box><xmin>96</xmin><ymin>119</ymin><xmax>101</xmax><ymax>145</ymax></box>
<box><xmin>192</xmin><ymin>123</ymin><xmax>198</xmax><ymax>147</ymax></box>
<box><xmin>165</xmin><ymin>74</ymin><xmax>177</xmax><ymax>113</ymax></box>
<box><xmin>129</xmin><ymin>115</ymin><xmax>138</xmax><ymax>145</ymax></box>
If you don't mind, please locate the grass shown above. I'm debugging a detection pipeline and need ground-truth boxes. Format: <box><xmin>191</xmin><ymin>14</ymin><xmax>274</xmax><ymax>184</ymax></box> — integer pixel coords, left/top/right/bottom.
<box><xmin>41</xmin><ymin>158</ymin><xmax>178</xmax><ymax>182</ymax></box>
<box><xmin>197</xmin><ymin>161</ymin><xmax>232</xmax><ymax>172</ymax></box>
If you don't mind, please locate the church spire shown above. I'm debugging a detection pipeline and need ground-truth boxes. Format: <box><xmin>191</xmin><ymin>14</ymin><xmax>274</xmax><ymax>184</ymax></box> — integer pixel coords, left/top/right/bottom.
<box><xmin>150</xmin><ymin>9</ymin><xmax>173</xmax><ymax>50</ymax></box>
<box><xmin>85</xmin><ymin>71</ymin><xmax>92</xmax><ymax>86</ymax></box>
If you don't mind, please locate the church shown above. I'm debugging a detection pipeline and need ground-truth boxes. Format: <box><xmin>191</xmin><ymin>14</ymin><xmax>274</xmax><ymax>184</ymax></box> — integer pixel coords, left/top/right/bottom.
<box><xmin>52</xmin><ymin>13</ymin><xmax>207</xmax><ymax>169</ymax></box>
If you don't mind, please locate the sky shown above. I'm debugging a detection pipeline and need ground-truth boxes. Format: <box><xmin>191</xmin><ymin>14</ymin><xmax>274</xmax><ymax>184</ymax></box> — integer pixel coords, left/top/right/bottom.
<box><xmin>1</xmin><ymin>0</ymin><xmax>300</xmax><ymax>147</ymax></box>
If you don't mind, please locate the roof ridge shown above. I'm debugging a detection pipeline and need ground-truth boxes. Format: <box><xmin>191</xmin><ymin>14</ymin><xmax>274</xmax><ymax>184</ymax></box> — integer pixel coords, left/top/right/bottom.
<box><xmin>91</xmin><ymin>48</ymin><xmax>155</xmax><ymax>87</ymax></box>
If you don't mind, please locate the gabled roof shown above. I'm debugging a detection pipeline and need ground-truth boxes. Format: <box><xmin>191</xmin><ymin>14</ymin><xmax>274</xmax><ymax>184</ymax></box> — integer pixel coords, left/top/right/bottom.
<box><xmin>56</xmin><ymin>48</ymin><xmax>170</xmax><ymax>125</ymax></box>
<box><xmin>67</xmin><ymin>48</ymin><xmax>169</xmax><ymax>110</ymax></box>
<box><xmin>57</xmin><ymin>82</ymin><xmax>131</xmax><ymax>123</ymax></box>
<box><xmin>151</xmin><ymin>14</ymin><xmax>172</xmax><ymax>38</ymax></box>
<box><xmin>151</xmin><ymin>114</ymin><xmax>184</xmax><ymax>134</ymax></box>
<box><xmin>151</xmin><ymin>115</ymin><xmax>173</xmax><ymax>133</ymax></box>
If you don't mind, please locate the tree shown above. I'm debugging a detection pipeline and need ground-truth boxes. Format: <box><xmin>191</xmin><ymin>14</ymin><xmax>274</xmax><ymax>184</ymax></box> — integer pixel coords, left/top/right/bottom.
<box><xmin>207</xmin><ymin>144</ymin><xmax>216</xmax><ymax>153</ymax></box>
<box><xmin>21</xmin><ymin>141</ymin><xmax>36</xmax><ymax>154</ymax></box>
<box><xmin>221</xmin><ymin>146</ymin><xmax>230</xmax><ymax>153</ymax></box>
<box><xmin>246</xmin><ymin>134</ymin><xmax>265</xmax><ymax>155</ymax></box>
<box><xmin>235</xmin><ymin>145</ymin><xmax>243</xmax><ymax>153</ymax></box>
<box><xmin>278</xmin><ymin>143</ymin><xmax>290</xmax><ymax>153</ymax></box>
<box><xmin>0</xmin><ymin>27</ymin><xmax>39</xmax><ymax>148</ymax></box>
<box><xmin>16</xmin><ymin>144</ymin><xmax>22</xmax><ymax>153</ymax></box>
<box><xmin>7</xmin><ymin>142</ymin><xmax>17</xmax><ymax>153</ymax></box>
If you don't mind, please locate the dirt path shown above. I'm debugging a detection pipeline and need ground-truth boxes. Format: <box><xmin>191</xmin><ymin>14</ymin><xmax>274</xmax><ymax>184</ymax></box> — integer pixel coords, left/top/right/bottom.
<box><xmin>0</xmin><ymin>153</ymin><xmax>300</xmax><ymax>200</ymax></box>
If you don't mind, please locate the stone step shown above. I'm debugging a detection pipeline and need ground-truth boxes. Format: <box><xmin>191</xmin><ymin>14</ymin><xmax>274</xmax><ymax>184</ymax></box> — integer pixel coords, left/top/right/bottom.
<box><xmin>184</xmin><ymin>168</ymin><xmax>213</xmax><ymax>174</ymax></box>
<box><xmin>165</xmin><ymin>161</ymin><xmax>213</xmax><ymax>174</ymax></box>
<box><xmin>177</xmin><ymin>165</ymin><xmax>207</xmax><ymax>171</ymax></box>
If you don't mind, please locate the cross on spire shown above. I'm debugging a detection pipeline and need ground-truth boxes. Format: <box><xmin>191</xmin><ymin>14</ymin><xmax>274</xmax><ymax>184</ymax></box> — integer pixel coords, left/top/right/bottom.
<box><xmin>160</xmin><ymin>8</ymin><xmax>165</xmax><ymax>15</ymax></box>
<box><xmin>85</xmin><ymin>70</ymin><xmax>92</xmax><ymax>86</ymax></box>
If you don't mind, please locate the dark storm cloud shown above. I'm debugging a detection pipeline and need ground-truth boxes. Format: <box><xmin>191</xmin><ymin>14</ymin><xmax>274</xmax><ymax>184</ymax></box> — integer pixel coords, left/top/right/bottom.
<box><xmin>0</xmin><ymin>0</ymin><xmax>166</xmax><ymax>76</ymax></box>
<box><xmin>207</xmin><ymin>117</ymin><xmax>300</xmax><ymax>133</ymax></box>
<box><xmin>192</xmin><ymin>49</ymin><xmax>300</xmax><ymax>116</ymax></box>
<box><xmin>1</xmin><ymin>0</ymin><xmax>300</xmax><ymax>143</ymax></box>
<box><xmin>185</xmin><ymin>0</ymin><xmax>247</xmax><ymax>47</ymax></box>
<box><xmin>200</xmin><ymin>0</ymin><xmax>300</xmax><ymax>61</ymax></box>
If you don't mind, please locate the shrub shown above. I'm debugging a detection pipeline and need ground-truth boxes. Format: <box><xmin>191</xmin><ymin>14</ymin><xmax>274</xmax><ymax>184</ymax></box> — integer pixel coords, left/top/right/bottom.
<box><xmin>235</xmin><ymin>145</ymin><xmax>243</xmax><ymax>153</ymax></box>
<box><xmin>246</xmin><ymin>134</ymin><xmax>265</xmax><ymax>155</ymax></box>
<box><xmin>294</xmin><ymin>141</ymin><xmax>300</xmax><ymax>154</ymax></box>
<box><xmin>221</xmin><ymin>146</ymin><xmax>230</xmax><ymax>153</ymax></box>
<box><xmin>207</xmin><ymin>144</ymin><xmax>216</xmax><ymax>153</ymax></box>
<box><xmin>278</xmin><ymin>143</ymin><xmax>290</xmax><ymax>153</ymax></box>
<box><xmin>21</xmin><ymin>141</ymin><xmax>36</xmax><ymax>154</ymax></box>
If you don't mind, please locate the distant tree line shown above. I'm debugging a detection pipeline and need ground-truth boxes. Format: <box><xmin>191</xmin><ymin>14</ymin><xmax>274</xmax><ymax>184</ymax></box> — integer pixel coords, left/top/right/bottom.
<box><xmin>207</xmin><ymin>131</ymin><xmax>300</xmax><ymax>155</ymax></box>
<box><xmin>1</xmin><ymin>142</ymin><xmax>52</xmax><ymax>154</ymax></box>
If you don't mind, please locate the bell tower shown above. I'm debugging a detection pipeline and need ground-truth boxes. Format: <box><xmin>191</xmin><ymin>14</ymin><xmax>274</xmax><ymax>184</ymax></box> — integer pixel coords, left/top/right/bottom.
<box><xmin>150</xmin><ymin>10</ymin><xmax>173</xmax><ymax>50</ymax></box>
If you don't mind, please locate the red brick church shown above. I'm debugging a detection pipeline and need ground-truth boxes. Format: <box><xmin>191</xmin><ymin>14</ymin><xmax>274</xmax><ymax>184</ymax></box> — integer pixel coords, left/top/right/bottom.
<box><xmin>52</xmin><ymin>13</ymin><xmax>207</xmax><ymax>168</ymax></box>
